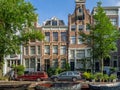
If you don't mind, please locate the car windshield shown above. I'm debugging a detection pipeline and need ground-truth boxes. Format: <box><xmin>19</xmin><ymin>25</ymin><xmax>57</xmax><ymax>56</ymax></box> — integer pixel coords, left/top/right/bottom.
<box><xmin>59</xmin><ymin>72</ymin><xmax>67</xmax><ymax>76</ymax></box>
<box><xmin>73</xmin><ymin>72</ymin><xmax>80</xmax><ymax>75</ymax></box>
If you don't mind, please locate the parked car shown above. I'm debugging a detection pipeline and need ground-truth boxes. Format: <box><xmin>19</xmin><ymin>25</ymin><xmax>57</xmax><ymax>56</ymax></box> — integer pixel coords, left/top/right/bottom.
<box><xmin>16</xmin><ymin>71</ymin><xmax>48</xmax><ymax>81</ymax></box>
<box><xmin>51</xmin><ymin>71</ymin><xmax>81</xmax><ymax>82</ymax></box>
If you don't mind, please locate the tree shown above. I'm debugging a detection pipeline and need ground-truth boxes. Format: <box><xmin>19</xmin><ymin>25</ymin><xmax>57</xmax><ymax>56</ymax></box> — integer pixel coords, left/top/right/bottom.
<box><xmin>0</xmin><ymin>0</ymin><xmax>44</xmax><ymax>75</ymax></box>
<box><xmin>80</xmin><ymin>1</ymin><xmax>120</xmax><ymax>73</ymax></box>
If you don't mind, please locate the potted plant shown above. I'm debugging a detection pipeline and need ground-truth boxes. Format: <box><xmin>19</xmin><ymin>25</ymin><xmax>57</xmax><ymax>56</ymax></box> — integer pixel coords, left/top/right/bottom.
<box><xmin>95</xmin><ymin>72</ymin><xmax>103</xmax><ymax>82</ymax></box>
<box><xmin>109</xmin><ymin>74</ymin><xmax>117</xmax><ymax>82</ymax></box>
<box><xmin>83</xmin><ymin>72</ymin><xmax>91</xmax><ymax>81</ymax></box>
<box><xmin>102</xmin><ymin>74</ymin><xmax>109</xmax><ymax>82</ymax></box>
<box><xmin>90</xmin><ymin>74</ymin><xmax>96</xmax><ymax>82</ymax></box>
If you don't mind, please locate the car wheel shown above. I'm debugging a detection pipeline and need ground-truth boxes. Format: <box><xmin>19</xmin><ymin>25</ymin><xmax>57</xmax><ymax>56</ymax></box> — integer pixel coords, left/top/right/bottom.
<box><xmin>54</xmin><ymin>77</ymin><xmax>58</xmax><ymax>82</ymax></box>
<box><xmin>72</xmin><ymin>77</ymin><xmax>77</xmax><ymax>82</ymax></box>
<box><xmin>37</xmin><ymin>78</ymin><xmax>41</xmax><ymax>81</ymax></box>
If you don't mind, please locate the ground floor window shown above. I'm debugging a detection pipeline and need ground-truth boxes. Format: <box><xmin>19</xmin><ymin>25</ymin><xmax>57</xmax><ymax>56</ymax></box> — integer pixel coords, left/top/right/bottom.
<box><xmin>44</xmin><ymin>59</ymin><xmax>50</xmax><ymax>71</ymax></box>
<box><xmin>113</xmin><ymin>61</ymin><xmax>117</xmax><ymax>67</ymax></box>
<box><xmin>76</xmin><ymin>59</ymin><xmax>84</xmax><ymax>69</ymax></box>
<box><xmin>25</xmin><ymin>59</ymin><xmax>29</xmax><ymax>68</ymax></box>
<box><xmin>7</xmin><ymin>60</ymin><xmax>21</xmax><ymax>67</ymax></box>
<box><xmin>52</xmin><ymin>59</ymin><xmax>58</xmax><ymax>68</ymax></box>
<box><xmin>61</xmin><ymin>59</ymin><xmax>66</xmax><ymax>69</ymax></box>
<box><xmin>25</xmin><ymin>58</ymin><xmax>36</xmax><ymax>72</ymax></box>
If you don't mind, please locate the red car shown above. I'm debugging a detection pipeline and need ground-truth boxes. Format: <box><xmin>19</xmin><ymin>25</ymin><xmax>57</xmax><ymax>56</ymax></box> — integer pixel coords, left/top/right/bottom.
<box><xmin>16</xmin><ymin>71</ymin><xmax>48</xmax><ymax>81</ymax></box>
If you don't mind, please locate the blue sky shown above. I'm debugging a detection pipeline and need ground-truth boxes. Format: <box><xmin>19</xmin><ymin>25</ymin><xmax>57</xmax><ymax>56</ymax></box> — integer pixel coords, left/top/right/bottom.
<box><xmin>27</xmin><ymin>0</ymin><xmax>120</xmax><ymax>25</ymax></box>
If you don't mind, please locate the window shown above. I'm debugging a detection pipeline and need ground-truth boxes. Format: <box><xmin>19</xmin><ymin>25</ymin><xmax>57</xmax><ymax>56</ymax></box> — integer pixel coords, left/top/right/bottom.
<box><xmin>70</xmin><ymin>50</ymin><xmax>75</xmax><ymax>58</ymax></box>
<box><xmin>61</xmin><ymin>59</ymin><xmax>66</xmax><ymax>69</ymax></box>
<box><xmin>105</xmin><ymin>10</ymin><xmax>118</xmax><ymax>15</ymax></box>
<box><xmin>25</xmin><ymin>46</ymin><xmax>28</xmax><ymax>55</ymax></box>
<box><xmin>45</xmin><ymin>32</ymin><xmax>50</xmax><ymax>42</ymax></box>
<box><xmin>44</xmin><ymin>45</ymin><xmax>50</xmax><ymax>54</ymax></box>
<box><xmin>30</xmin><ymin>58</ymin><xmax>35</xmax><ymax>68</ymax></box>
<box><xmin>52</xmin><ymin>20</ymin><xmax>57</xmax><ymax>26</ymax></box>
<box><xmin>18</xmin><ymin>60</ymin><xmax>20</xmax><ymax>65</ymax></box>
<box><xmin>113</xmin><ymin>61</ymin><xmax>117</xmax><ymax>67</ymax></box>
<box><xmin>110</xmin><ymin>18</ymin><xmax>117</xmax><ymax>26</ymax></box>
<box><xmin>77</xmin><ymin>15</ymin><xmax>84</xmax><ymax>20</ymax></box>
<box><xmin>45</xmin><ymin>21</ymin><xmax>51</xmax><ymax>26</ymax></box>
<box><xmin>79</xmin><ymin>25</ymin><xmax>84</xmax><ymax>31</ymax></box>
<box><xmin>87</xmin><ymin>49</ymin><xmax>91</xmax><ymax>57</ymax></box>
<box><xmin>52</xmin><ymin>59</ymin><xmax>58</xmax><ymax>68</ymax></box>
<box><xmin>76</xmin><ymin>59</ymin><xmax>83</xmax><ymax>69</ymax></box>
<box><xmin>30</xmin><ymin>46</ymin><xmax>36</xmax><ymax>55</ymax></box>
<box><xmin>113</xmin><ymin>56</ymin><xmax>117</xmax><ymax>60</ymax></box>
<box><xmin>61</xmin><ymin>32</ymin><xmax>67</xmax><ymax>42</ymax></box>
<box><xmin>86</xmin><ymin>24</ymin><xmax>90</xmax><ymax>31</ymax></box>
<box><xmin>53</xmin><ymin>45</ymin><xmax>58</xmax><ymax>54</ymax></box>
<box><xmin>60</xmin><ymin>46</ymin><xmax>66</xmax><ymax>55</ymax></box>
<box><xmin>45</xmin><ymin>59</ymin><xmax>50</xmax><ymax>71</ymax></box>
<box><xmin>25</xmin><ymin>59</ymin><xmax>29</xmax><ymax>68</ymax></box>
<box><xmin>78</xmin><ymin>36</ymin><xmax>82</xmax><ymax>44</ymax></box>
<box><xmin>76</xmin><ymin>50</ymin><xmax>85</xmax><ymax>58</ymax></box>
<box><xmin>70</xmin><ymin>36</ymin><xmax>76</xmax><ymax>44</ymax></box>
<box><xmin>10</xmin><ymin>54</ymin><xmax>17</xmax><ymax>58</ymax></box>
<box><xmin>60</xmin><ymin>72</ymin><xmax>67</xmax><ymax>76</ymax></box>
<box><xmin>78</xmin><ymin>8</ymin><xmax>82</xmax><ymax>13</ymax></box>
<box><xmin>53</xmin><ymin>32</ymin><xmax>58</xmax><ymax>41</ymax></box>
<box><xmin>68</xmin><ymin>72</ymin><xmax>73</xmax><ymax>76</ymax></box>
<box><xmin>38</xmin><ymin>46</ymin><xmax>40</xmax><ymax>55</ymax></box>
<box><xmin>71</xmin><ymin>25</ymin><xmax>76</xmax><ymax>31</ymax></box>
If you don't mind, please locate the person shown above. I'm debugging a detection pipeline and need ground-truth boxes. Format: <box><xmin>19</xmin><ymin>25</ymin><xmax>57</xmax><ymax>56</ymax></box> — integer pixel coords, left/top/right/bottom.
<box><xmin>9</xmin><ymin>69</ymin><xmax>14</xmax><ymax>80</ymax></box>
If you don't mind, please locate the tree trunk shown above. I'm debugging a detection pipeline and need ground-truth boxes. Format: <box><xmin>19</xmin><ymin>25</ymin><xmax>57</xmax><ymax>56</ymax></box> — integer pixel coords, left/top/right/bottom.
<box><xmin>100</xmin><ymin>58</ymin><xmax>104</xmax><ymax>74</ymax></box>
<box><xmin>0</xmin><ymin>54</ymin><xmax>4</xmax><ymax>76</ymax></box>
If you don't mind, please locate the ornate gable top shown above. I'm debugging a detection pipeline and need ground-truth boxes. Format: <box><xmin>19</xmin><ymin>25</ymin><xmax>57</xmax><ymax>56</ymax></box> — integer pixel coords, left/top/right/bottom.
<box><xmin>75</xmin><ymin>0</ymin><xmax>86</xmax><ymax>3</ymax></box>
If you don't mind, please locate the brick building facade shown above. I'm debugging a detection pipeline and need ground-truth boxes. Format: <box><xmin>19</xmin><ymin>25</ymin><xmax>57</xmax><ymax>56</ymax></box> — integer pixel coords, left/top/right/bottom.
<box><xmin>3</xmin><ymin>0</ymin><xmax>120</xmax><ymax>75</ymax></box>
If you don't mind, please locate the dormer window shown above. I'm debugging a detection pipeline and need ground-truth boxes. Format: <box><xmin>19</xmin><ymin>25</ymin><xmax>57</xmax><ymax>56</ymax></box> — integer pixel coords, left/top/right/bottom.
<box><xmin>78</xmin><ymin>8</ymin><xmax>82</xmax><ymax>13</ymax></box>
<box><xmin>43</xmin><ymin>17</ymin><xmax>65</xmax><ymax>26</ymax></box>
<box><xmin>52</xmin><ymin>20</ymin><xmax>57</xmax><ymax>26</ymax></box>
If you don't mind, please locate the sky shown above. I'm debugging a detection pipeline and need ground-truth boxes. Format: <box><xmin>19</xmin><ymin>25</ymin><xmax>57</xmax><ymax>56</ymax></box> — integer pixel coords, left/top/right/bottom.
<box><xmin>27</xmin><ymin>0</ymin><xmax>120</xmax><ymax>25</ymax></box>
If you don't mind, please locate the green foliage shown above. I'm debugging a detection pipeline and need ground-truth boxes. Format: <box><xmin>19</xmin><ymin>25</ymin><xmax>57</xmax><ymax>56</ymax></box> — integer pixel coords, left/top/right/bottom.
<box><xmin>0</xmin><ymin>0</ymin><xmax>37</xmax><ymax>55</ymax></box>
<box><xmin>90</xmin><ymin>73</ymin><xmax>95</xmax><ymax>79</ymax></box>
<box><xmin>64</xmin><ymin>63</ymin><xmax>70</xmax><ymax>71</ymax></box>
<box><xmin>109</xmin><ymin>74</ymin><xmax>117</xmax><ymax>80</ymax></box>
<box><xmin>47</xmin><ymin>67</ymin><xmax>63</xmax><ymax>77</ymax></box>
<box><xmin>14</xmin><ymin>65</ymin><xmax>25</xmax><ymax>76</ymax></box>
<box><xmin>21</xmin><ymin>29</ymin><xmax>44</xmax><ymax>44</ymax></box>
<box><xmin>83</xmin><ymin>72</ymin><xmax>91</xmax><ymax>79</ymax></box>
<box><xmin>103</xmin><ymin>74</ymin><xmax>109</xmax><ymax>81</ymax></box>
<box><xmin>0</xmin><ymin>0</ymin><xmax>45</xmax><ymax>74</ymax></box>
<box><xmin>80</xmin><ymin>1</ymin><xmax>120</xmax><ymax>73</ymax></box>
<box><xmin>93</xmin><ymin>2</ymin><xmax>120</xmax><ymax>73</ymax></box>
<box><xmin>110</xmin><ymin>67</ymin><xmax>117</xmax><ymax>73</ymax></box>
<box><xmin>55</xmin><ymin>67</ymin><xmax>63</xmax><ymax>75</ymax></box>
<box><xmin>95</xmin><ymin>72</ymin><xmax>103</xmax><ymax>81</ymax></box>
<box><xmin>47</xmin><ymin>68</ymin><xmax>55</xmax><ymax>77</ymax></box>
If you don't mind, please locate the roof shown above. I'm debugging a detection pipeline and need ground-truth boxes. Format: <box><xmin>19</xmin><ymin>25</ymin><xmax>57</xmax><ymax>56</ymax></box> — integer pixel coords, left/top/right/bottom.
<box><xmin>42</xmin><ymin>16</ymin><xmax>66</xmax><ymax>27</ymax></box>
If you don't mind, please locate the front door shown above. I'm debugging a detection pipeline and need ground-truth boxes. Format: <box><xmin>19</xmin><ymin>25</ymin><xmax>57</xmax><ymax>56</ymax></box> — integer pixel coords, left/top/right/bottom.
<box><xmin>95</xmin><ymin>62</ymin><xmax>99</xmax><ymax>72</ymax></box>
<box><xmin>45</xmin><ymin>59</ymin><xmax>50</xmax><ymax>71</ymax></box>
<box><xmin>70</xmin><ymin>62</ymin><xmax>75</xmax><ymax>71</ymax></box>
<box><xmin>37</xmin><ymin>63</ymin><xmax>40</xmax><ymax>71</ymax></box>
